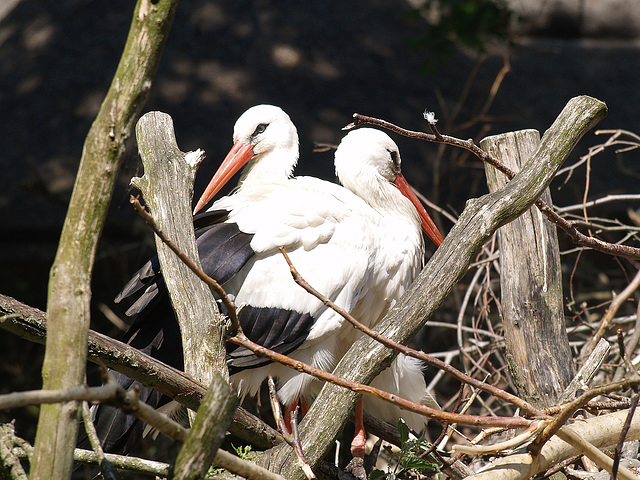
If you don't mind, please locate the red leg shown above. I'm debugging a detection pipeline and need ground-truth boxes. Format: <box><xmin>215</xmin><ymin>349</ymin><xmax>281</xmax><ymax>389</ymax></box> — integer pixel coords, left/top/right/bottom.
<box><xmin>350</xmin><ymin>398</ymin><xmax>366</xmax><ymax>460</ymax></box>
<box><xmin>300</xmin><ymin>397</ymin><xmax>309</xmax><ymax>417</ymax></box>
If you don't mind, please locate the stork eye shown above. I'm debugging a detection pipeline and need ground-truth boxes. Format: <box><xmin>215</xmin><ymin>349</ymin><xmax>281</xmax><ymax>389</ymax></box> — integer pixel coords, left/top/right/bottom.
<box><xmin>388</xmin><ymin>149</ymin><xmax>400</xmax><ymax>171</ymax></box>
<box><xmin>252</xmin><ymin>123</ymin><xmax>268</xmax><ymax>137</ymax></box>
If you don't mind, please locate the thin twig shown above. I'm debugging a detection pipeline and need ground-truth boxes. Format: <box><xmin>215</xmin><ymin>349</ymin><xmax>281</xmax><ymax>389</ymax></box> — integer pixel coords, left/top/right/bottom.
<box><xmin>452</xmin><ymin>420</ymin><xmax>546</xmax><ymax>455</ymax></box>
<box><xmin>612</xmin><ymin>394</ymin><xmax>639</xmax><ymax>480</ymax></box>
<box><xmin>555</xmin><ymin>194</ymin><xmax>640</xmax><ymax>213</ymax></box>
<box><xmin>13</xmin><ymin>444</ymin><xmax>172</xmax><ymax>478</ymax></box>
<box><xmin>130</xmin><ymin>196</ymin><xmax>239</xmax><ymax>328</ymax></box>
<box><xmin>267</xmin><ymin>377</ymin><xmax>316</xmax><ymax>480</ymax></box>
<box><xmin>345</xmin><ymin>114</ymin><xmax>640</xmax><ymax>260</ymax></box>
<box><xmin>0</xmin><ymin>383</ymin><xmax>121</xmax><ymax>411</ymax></box>
<box><xmin>228</xmin><ymin>327</ymin><xmax>529</xmax><ymax>429</ymax></box>
<box><xmin>81</xmin><ymin>401</ymin><xmax>116</xmax><ymax>480</ymax></box>
<box><xmin>582</xmin><ymin>268</ymin><xmax>640</xmax><ymax>359</ymax></box>
<box><xmin>278</xmin><ymin>246</ymin><xmax>545</xmax><ymax>419</ymax></box>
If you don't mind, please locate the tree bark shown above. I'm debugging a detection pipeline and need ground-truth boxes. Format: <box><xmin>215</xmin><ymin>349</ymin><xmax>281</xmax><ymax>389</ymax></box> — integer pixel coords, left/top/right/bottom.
<box><xmin>133</xmin><ymin>111</ymin><xmax>229</xmax><ymax>388</ymax></box>
<box><xmin>260</xmin><ymin>95</ymin><xmax>607</xmax><ymax>479</ymax></box>
<box><xmin>30</xmin><ymin>1</ymin><xmax>177</xmax><ymax>479</ymax></box>
<box><xmin>133</xmin><ymin>111</ymin><xmax>233</xmax><ymax>478</ymax></box>
<box><xmin>482</xmin><ymin>129</ymin><xmax>575</xmax><ymax>408</ymax></box>
<box><xmin>465</xmin><ymin>408</ymin><xmax>640</xmax><ymax>480</ymax></box>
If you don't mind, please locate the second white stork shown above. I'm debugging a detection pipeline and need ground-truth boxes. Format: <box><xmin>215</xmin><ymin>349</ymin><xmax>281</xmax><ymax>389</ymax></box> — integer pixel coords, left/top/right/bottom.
<box><xmin>331</xmin><ymin>127</ymin><xmax>443</xmax><ymax>457</ymax></box>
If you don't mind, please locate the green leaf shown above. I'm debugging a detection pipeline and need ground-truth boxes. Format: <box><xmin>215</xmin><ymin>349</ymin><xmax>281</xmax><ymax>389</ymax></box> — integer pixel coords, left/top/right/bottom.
<box><xmin>397</xmin><ymin>420</ymin><xmax>410</xmax><ymax>444</ymax></box>
<box><xmin>401</xmin><ymin>455</ymin><xmax>438</xmax><ymax>470</ymax></box>
<box><xmin>369</xmin><ymin>469</ymin><xmax>388</xmax><ymax>480</ymax></box>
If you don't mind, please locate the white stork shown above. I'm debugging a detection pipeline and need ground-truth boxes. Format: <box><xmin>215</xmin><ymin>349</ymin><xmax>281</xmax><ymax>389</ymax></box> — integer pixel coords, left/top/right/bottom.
<box><xmin>95</xmin><ymin>105</ymin><xmax>443</xmax><ymax>461</ymax></box>
<box><xmin>331</xmin><ymin>127</ymin><xmax>443</xmax><ymax>457</ymax></box>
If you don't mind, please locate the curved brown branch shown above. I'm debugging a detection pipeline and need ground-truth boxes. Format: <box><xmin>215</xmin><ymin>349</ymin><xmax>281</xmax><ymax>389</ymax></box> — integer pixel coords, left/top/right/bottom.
<box><xmin>227</xmin><ymin>331</ymin><xmax>530</xmax><ymax>429</ymax></box>
<box><xmin>278</xmin><ymin>247</ymin><xmax>545</xmax><ymax>419</ymax></box>
<box><xmin>346</xmin><ymin>112</ymin><xmax>640</xmax><ymax>260</ymax></box>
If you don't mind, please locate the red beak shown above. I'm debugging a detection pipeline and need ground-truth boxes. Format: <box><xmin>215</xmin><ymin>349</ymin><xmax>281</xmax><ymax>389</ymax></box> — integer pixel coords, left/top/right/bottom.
<box><xmin>393</xmin><ymin>174</ymin><xmax>444</xmax><ymax>247</ymax></box>
<box><xmin>193</xmin><ymin>141</ymin><xmax>255</xmax><ymax>214</ymax></box>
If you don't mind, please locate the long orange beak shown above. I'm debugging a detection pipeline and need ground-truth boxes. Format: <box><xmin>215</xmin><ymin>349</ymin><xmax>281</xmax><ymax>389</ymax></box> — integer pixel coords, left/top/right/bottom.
<box><xmin>393</xmin><ymin>174</ymin><xmax>444</xmax><ymax>247</ymax></box>
<box><xmin>193</xmin><ymin>141</ymin><xmax>255</xmax><ymax>214</ymax></box>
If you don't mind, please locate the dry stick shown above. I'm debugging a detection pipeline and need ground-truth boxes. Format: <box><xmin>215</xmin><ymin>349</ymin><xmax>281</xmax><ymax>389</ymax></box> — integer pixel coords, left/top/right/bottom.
<box><xmin>81</xmin><ymin>401</ymin><xmax>116</xmax><ymax>480</ymax></box>
<box><xmin>0</xmin><ymin>383</ymin><xmax>121</xmax><ymax>411</ymax></box>
<box><xmin>614</xmin><ymin>302</ymin><xmax>640</xmax><ymax>382</ymax></box>
<box><xmin>13</xmin><ymin>445</ymin><xmax>172</xmax><ymax>478</ymax></box>
<box><xmin>346</xmin><ymin>114</ymin><xmax>640</xmax><ymax>260</ymax></box>
<box><xmin>130</xmin><ymin>196</ymin><xmax>238</xmax><ymax>326</ymax></box>
<box><xmin>581</xmin><ymin>268</ymin><xmax>640</xmax><ymax>358</ymax></box>
<box><xmin>267</xmin><ymin>378</ymin><xmax>316</xmax><ymax>480</ymax></box>
<box><xmin>529</xmin><ymin>376</ymin><xmax>640</xmax><ymax>456</ymax></box>
<box><xmin>452</xmin><ymin>421</ymin><xmax>546</xmax><ymax>455</ymax></box>
<box><xmin>227</xmin><ymin>330</ymin><xmax>528</xmax><ymax>429</ymax></box>
<box><xmin>612</xmin><ymin>394</ymin><xmax>640</xmax><ymax>480</ymax></box>
<box><xmin>555</xmin><ymin>426</ymin><xmax>638</xmax><ymax>480</ymax></box>
<box><xmin>277</xmin><ymin>247</ymin><xmax>546</xmax><ymax>420</ymax></box>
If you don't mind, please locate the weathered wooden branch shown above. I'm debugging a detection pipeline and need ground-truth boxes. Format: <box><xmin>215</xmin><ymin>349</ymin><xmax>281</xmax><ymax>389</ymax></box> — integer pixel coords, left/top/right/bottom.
<box><xmin>133</xmin><ymin>111</ymin><xmax>228</xmax><ymax>387</ymax></box>
<box><xmin>262</xmin><ymin>96</ymin><xmax>607</xmax><ymax>479</ymax></box>
<box><xmin>0</xmin><ymin>294</ymin><xmax>282</xmax><ymax>451</ymax></box>
<box><xmin>464</xmin><ymin>408</ymin><xmax>640</xmax><ymax>480</ymax></box>
<box><xmin>173</xmin><ymin>374</ymin><xmax>238</xmax><ymax>480</ymax></box>
<box><xmin>482</xmin><ymin>129</ymin><xmax>575</xmax><ymax>407</ymax></box>
<box><xmin>133</xmin><ymin>111</ymin><xmax>239</xmax><ymax>476</ymax></box>
<box><xmin>30</xmin><ymin>1</ymin><xmax>178</xmax><ymax>478</ymax></box>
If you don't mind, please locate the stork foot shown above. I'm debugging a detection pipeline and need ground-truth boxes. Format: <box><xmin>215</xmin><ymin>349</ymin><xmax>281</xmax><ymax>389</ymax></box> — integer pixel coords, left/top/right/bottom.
<box><xmin>283</xmin><ymin>398</ymin><xmax>299</xmax><ymax>436</ymax></box>
<box><xmin>345</xmin><ymin>456</ymin><xmax>367</xmax><ymax>480</ymax></box>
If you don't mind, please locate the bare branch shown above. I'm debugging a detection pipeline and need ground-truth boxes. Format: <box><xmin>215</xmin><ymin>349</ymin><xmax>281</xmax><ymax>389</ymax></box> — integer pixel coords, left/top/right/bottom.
<box><xmin>347</xmin><ymin>105</ymin><xmax>640</xmax><ymax>260</ymax></box>
<box><xmin>278</xmin><ymin>246</ymin><xmax>545</xmax><ymax>418</ymax></box>
<box><xmin>581</xmin><ymin>268</ymin><xmax>640</xmax><ymax>358</ymax></box>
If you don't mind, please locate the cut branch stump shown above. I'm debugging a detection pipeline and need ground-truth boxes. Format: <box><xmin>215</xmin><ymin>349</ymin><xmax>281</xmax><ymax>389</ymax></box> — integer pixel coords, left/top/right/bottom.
<box><xmin>133</xmin><ymin>111</ymin><xmax>228</xmax><ymax>388</ymax></box>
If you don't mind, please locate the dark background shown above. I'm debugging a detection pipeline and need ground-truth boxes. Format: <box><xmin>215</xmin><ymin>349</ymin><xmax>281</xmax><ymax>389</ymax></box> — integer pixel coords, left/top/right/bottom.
<box><xmin>1</xmin><ymin>0</ymin><xmax>639</xmax><ymax>454</ymax></box>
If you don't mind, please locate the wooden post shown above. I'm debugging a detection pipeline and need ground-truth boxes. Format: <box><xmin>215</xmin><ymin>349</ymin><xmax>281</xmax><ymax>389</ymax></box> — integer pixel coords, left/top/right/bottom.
<box><xmin>482</xmin><ymin>130</ymin><xmax>575</xmax><ymax>407</ymax></box>
<box><xmin>133</xmin><ymin>111</ymin><xmax>229</xmax><ymax>388</ymax></box>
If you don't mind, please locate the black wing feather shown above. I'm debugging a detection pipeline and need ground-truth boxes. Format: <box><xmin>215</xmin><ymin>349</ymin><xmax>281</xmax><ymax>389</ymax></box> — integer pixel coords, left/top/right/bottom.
<box><xmin>227</xmin><ymin>307</ymin><xmax>314</xmax><ymax>373</ymax></box>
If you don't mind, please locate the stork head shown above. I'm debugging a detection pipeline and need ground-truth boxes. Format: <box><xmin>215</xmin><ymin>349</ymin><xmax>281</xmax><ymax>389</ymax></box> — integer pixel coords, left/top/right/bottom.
<box><xmin>194</xmin><ymin>105</ymin><xmax>299</xmax><ymax>214</ymax></box>
<box><xmin>334</xmin><ymin>128</ymin><xmax>443</xmax><ymax>247</ymax></box>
